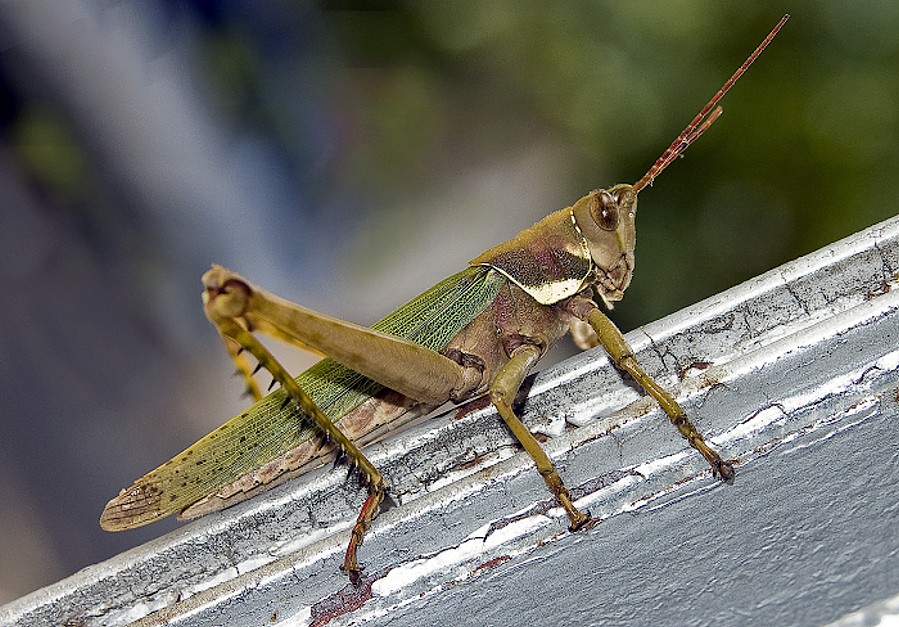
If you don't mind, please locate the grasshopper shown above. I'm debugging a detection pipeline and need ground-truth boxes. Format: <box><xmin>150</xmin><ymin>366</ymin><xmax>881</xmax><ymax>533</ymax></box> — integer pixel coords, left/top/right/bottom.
<box><xmin>101</xmin><ymin>16</ymin><xmax>788</xmax><ymax>584</ymax></box>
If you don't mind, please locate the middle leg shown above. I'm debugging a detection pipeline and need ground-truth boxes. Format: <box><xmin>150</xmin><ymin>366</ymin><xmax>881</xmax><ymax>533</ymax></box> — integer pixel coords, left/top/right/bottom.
<box><xmin>490</xmin><ymin>343</ymin><xmax>591</xmax><ymax>531</ymax></box>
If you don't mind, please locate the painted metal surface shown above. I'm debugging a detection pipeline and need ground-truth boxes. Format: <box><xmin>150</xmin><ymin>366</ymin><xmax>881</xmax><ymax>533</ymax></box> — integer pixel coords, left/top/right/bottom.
<box><xmin>2</xmin><ymin>214</ymin><xmax>898</xmax><ymax>626</ymax></box>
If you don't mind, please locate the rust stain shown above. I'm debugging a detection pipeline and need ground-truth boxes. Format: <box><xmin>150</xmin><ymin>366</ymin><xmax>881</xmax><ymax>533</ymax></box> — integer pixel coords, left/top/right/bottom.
<box><xmin>459</xmin><ymin>450</ymin><xmax>488</xmax><ymax>470</ymax></box>
<box><xmin>472</xmin><ymin>554</ymin><xmax>512</xmax><ymax>574</ymax></box>
<box><xmin>678</xmin><ymin>360</ymin><xmax>713</xmax><ymax>381</ymax></box>
<box><xmin>865</xmin><ymin>279</ymin><xmax>892</xmax><ymax>301</ymax></box>
<box><xmin>453</xmin><ymin>395</ymin><xmax>492</xmax><ymax>420</ymax></box>
<box><xmin>309</xmin><ymin>575</ymin><xmax>377</xmax><ymax>627</ymax></box>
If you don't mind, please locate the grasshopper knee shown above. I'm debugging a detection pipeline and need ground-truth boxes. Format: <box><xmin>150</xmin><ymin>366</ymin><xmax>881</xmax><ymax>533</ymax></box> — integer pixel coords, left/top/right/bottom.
<box><xmin>444</xmin><ymin>348</ymin><xmax>487</xmax><ymax>403</ymax></box>
<box><xmin>202</xmin><ymin>266</ymin><xmax>253</xmax><ymax>320</ymax></box>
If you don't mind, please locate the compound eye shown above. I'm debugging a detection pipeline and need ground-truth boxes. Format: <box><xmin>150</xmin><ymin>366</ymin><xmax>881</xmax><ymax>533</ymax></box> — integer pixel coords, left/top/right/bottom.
<box><xmin>590</xmin><ymin>190</ymin><xmax>620</xmax><ymax>231</ymax></box>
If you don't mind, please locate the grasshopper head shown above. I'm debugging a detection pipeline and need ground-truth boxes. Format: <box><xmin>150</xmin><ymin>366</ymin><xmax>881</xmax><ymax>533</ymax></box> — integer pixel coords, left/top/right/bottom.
<box><xmin>569</xmin><ymin>15</ymin><xmax>789</xmax><ymax>308</ymax></box>
<box><xmin>571</xmin><ymin>184</ymin><xmax>638</xmax><ymax>305</ymax></box>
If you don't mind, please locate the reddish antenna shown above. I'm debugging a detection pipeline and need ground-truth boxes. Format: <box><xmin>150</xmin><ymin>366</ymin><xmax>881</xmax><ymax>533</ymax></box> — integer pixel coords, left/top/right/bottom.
<box><xmin>633</xmin><ymin>14</ymin><xmax>789</xmax><ymax>193</ymax></box>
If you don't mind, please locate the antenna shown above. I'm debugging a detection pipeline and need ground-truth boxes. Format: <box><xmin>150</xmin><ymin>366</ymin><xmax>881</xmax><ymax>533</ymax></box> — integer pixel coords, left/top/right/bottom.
<box><xmin>632</xmin><ymin>14</ymin><xmax>789</xmax><ymax>193</ymax></box>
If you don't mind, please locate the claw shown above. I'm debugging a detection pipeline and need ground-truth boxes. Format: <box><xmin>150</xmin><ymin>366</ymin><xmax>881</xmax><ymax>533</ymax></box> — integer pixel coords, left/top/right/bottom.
<box><xmin>340</xmin><ymin>562</ymin><xmax>364</xmax><ymax>587</ymax></box>
<box><xmin>715</xmin><ymin>459</ymin><xmax>736</xmax><ymax>485</ymax></box>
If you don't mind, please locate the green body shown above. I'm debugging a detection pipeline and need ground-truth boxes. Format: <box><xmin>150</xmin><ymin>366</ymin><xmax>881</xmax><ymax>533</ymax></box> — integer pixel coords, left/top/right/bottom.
<box><xmin>101</xmin><ymin>187</ymin><xmax>632</xmax><ymax>531</ymax></box>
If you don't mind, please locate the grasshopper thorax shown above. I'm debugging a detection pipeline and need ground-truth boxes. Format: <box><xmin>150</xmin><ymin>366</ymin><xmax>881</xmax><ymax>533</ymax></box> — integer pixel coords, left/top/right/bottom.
<box><xmin>571</xmin><ymin>184</ymin><xmax>637</xmax><ymax>306</ymax></box>
<box><xmin>469</xmin><ymin>184</ymin><xmax>637</xmax><ymax>308</ymax></box>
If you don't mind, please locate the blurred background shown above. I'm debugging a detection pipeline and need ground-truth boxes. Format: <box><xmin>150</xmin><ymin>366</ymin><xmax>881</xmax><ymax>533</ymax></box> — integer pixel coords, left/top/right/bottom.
<box><xmin>0</xmin><ymin>0</ymin><xmax>896</xmax><ymax>602</ymax></box>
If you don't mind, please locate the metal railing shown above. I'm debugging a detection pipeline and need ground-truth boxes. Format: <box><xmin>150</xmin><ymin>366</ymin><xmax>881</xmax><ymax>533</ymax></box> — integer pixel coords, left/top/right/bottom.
<box><xmin>3</xmin><ymin>214</ymin><xmax>899</xmax><ymax>626</ymax></box>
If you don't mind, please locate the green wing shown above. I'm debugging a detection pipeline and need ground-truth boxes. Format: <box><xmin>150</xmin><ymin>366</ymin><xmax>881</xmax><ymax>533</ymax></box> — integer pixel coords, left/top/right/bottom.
<box><xmin>101</xmin><ymin>266</ymin><xmax>505</xmax><ymax>529</ymax></box>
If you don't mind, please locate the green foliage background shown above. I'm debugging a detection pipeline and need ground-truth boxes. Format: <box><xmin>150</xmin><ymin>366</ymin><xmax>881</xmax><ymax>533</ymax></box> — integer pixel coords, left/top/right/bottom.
<box><xmin>309</xmin><ymin>2</ymin><xmax>897</xmax><ymax>328</ymax></box>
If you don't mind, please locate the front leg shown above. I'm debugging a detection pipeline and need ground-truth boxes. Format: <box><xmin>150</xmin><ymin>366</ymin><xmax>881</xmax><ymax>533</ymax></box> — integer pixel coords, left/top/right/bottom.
<box><xmin>567</xmin><ymin>296</ymin><xmax>735</xmax><ymax>484</ymax></box>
